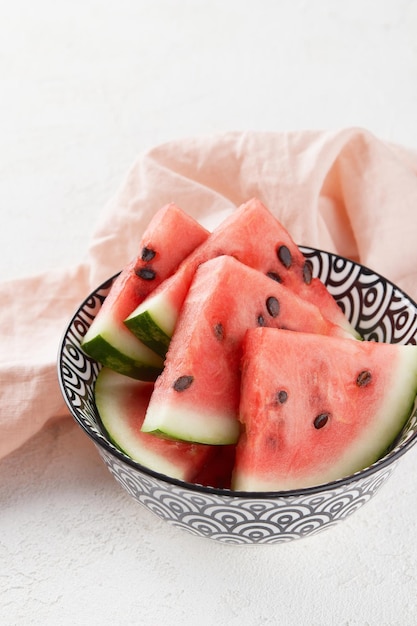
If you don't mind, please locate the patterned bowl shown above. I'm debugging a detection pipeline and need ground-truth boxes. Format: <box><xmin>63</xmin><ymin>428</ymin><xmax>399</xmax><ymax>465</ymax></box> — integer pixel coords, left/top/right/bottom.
<box><xmin>58</xmin><ymin>247</ymin><xmax>417</xmax><ymax>545</ymax></box>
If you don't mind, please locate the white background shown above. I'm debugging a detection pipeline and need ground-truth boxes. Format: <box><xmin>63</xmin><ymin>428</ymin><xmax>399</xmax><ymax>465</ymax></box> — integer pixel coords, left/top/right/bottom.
<box><xmin>1</xmin><ymin>1</ymin><xmax>417</xmax><ymax>625</ymax></box>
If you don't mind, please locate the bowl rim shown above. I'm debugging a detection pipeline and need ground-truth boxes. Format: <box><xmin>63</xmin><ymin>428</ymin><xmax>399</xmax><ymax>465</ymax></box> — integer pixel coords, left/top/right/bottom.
<box><xmin>57</xmin><ymin>246</ymin><xmax>417</xmax><ymax>499</ymax></box>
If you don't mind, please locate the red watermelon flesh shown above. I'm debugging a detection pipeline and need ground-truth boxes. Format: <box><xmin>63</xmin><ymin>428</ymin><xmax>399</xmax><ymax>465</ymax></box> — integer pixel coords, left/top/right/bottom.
<box><xmin>125</xmin><ymin>198</ymin><xmax>358</xmax><ymax>359</ymax></box>
<box><xmin>192</xmin><ymin>444</ymin><xmax>236</xmax><ymax>489</ymax></box>
<box><xmin>141</xmin><ymin>255</ymin><xmax>356</xmax><ymax>446</ymax></box>
<box><xmin>94</xmin><ymin>367</ymin><xmax>215</xmax><ymax>482</ymax></box>
<box><xmin>233</xmin><ymin>327</ymin><xmax>417</xmax><ymax>491</ymax></box>
<box><xmin>82</xmin><ymin>203</ymin><xmax>209</xmax><ymax>379</ymax></box>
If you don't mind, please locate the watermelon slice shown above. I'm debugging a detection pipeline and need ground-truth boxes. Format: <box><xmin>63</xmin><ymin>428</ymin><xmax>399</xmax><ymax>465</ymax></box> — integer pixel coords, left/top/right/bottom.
<box><xmin>141</xmin><ymin>255</ymin><xmax>356</xmax><ymax>445</ymax></box>
<box><xmin>94</xmin><ymin>367</ymin><xmax>215</xmax><ymax>482</ymax></box>
<box><xmin>125</xmin><ymin>198</ymin><xmax>359</xmax><ymax>359</ymax></box>
<box><xmin>82</xmin><ymin>203</ymin><xmax>209</xmax><ymax>379</ymax></box>
<box><xmin>233</xmin><ymin>327</ymin><xmax>417</xmax><ymax>491</ymax></box>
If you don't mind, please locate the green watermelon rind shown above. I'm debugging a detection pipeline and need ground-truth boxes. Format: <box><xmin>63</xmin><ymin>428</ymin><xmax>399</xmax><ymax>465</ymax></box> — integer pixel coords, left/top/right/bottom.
<box><xmin>124</xmin><ymin>302</ymin><xmax>172</xmax><ymax>358</ymax></box>
<box><xmin>82</xmin><ymin>313</ymin><xmax>164</xmax><ymax>381</ymax></box>
<box><xmin>82</xmin><ymin>334</ymin><xmax>163</xmax><ymax>381</ymax></box>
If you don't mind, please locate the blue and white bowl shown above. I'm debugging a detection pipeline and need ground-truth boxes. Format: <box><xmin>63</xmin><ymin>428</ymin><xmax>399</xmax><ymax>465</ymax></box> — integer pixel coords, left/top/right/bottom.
<box><xmin>58</xmin><ymin>247</ymin><xmax>417</xmax><ymax>545</ymax></box>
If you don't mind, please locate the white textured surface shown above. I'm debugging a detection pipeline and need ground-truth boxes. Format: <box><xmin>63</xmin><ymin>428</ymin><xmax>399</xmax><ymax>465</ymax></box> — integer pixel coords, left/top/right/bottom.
<box><xmin>2</xmin><ymin>2</ymin><xmax>417</xmax><ymax>624</ymax></box>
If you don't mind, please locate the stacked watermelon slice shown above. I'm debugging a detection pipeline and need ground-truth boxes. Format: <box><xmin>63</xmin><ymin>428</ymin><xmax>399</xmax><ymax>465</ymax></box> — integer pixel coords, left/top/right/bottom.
<box><xmin>82</xmin><ymin>199</ymin><xmax>417</xmax><ymax>491</ymax></box>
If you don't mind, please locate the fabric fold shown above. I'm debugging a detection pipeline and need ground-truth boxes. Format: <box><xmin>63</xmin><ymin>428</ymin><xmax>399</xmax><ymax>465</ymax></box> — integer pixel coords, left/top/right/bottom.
<box><xmin>2</xmin><ymin>127</ymin><xmax>417</xmax><ymax>459</ymax></box>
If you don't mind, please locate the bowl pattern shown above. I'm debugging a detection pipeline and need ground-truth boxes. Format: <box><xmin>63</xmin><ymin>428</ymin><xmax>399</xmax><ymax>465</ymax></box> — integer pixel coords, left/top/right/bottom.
<box><xmin>58</xmin><ymin>247</ymin><xmax>417</xmax><ymax>544</ymax></box>
<box><xmin>98</xmin><ymin>445</ymin><xmax>395</xmax><ymax>544</ymax></box>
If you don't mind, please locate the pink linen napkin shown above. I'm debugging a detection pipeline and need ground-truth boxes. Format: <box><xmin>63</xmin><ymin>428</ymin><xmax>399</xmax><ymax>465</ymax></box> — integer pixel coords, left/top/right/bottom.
<box><xmin>1</xmin><ymin>127</ymin><xmax>417</xmax><ymax>460</ymax></box>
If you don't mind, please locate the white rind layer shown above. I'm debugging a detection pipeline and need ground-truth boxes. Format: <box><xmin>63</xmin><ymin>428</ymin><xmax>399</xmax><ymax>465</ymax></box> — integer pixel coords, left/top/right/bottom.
<box><xmin>142</xmin><ymin>401</ymin><xmax>240</xmax><ymax>445</ymax></box>
<box><xmin>126</xmin><ymin>291</ymin><xmax>178</xmax><ymax>337</ymax></box>
<box><xmin>95</xmin><ymin>371</ymin><xmax>192</xmax><ymax>480</ymax></box>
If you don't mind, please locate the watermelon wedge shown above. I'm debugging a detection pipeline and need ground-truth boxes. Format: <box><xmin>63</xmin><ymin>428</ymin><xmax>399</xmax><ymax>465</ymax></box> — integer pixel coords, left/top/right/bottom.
<box><xmin>124</xmin><ymin>198</ymin><xmax>359</xmax><ymax>359</ymax></box>
<box><xmin>141</xmin><ymin>255</ymin><xmax>356</xmax><ymax>445</ymax></box>
<box><xmin>233</xmin><ymin>327</ymin><xmax>417</xmax><ymax>491</ymax></box>
<box><xmin>82</xmin><ymin>203</ymin><xmax>209</xmax><ymax>379</ymax></box>
<box><xmin>94</xmin><ymin>367</ymin><xmax>215</xmax><ymax>482</ymax></box>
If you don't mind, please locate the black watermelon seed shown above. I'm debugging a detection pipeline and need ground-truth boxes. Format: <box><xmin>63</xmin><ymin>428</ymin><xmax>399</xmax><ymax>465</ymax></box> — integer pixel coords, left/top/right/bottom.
<box><xmin>278</xmin><ymin>245</ymin><xmax>292</xmax><ymax>269</ymax></box>
<box><xmin>265</xmin><ymin>435</ymin><xmax>278</xmax><ymax>451</ymax></box>
<box><xmin>356</xmin><ymin>370</ymin><xmax>372</xmax><ymax>387</ymax></box>
<box><xmin>141</xmin><ymin>247</ymin><xmax>156</xmax><ymax>262</ymax></box>
<box><xmin>303</xmin><ymin>260</ymin><xmax>313</xmax><ymax>285</ymax></box>
<box><xmin>173</xmin><ymin>375</ymin><xmax>194</xmax><ymax>391</ymax></box>
<box><xmin>136</xmin><ymin>267</ymin><xmax>156</xmax><ymax>281</ymax></box>
<box><xmin>266</xmin><ymin>271</ymin><xmax>282</xmax><ymax>283</ymax></box>
<box><xmin>266</xmin><ymin>296</ymin><xmax>280</xmax><ymax>318</ymax></box>
<box><xmin>214</xmin><ymin>322</ymin><xmax>224</xmax><ymax>340</ymax></box>
<box><xmin>257</xmin><ymin>314</ymin><xmax>266</xmax><ymax>327</ymax></box>
<box><xmin>314</xmin><ymin>412</ymin><xmax>330</xmax><ymax>429</ymax></box>
<box><xmin>275</xmin><ymin>390</ymin><xmax>288</xmax><ymax>404</ymax></box>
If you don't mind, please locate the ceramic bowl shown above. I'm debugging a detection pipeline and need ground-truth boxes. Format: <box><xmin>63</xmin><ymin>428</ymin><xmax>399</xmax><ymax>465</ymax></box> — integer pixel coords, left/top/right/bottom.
<box><xmin>58</xmin><ymin>247</ymin><xmax>417</xmax><ymax>545</ymax></box>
